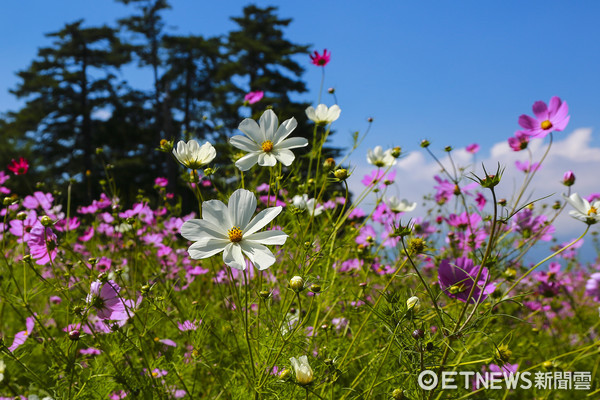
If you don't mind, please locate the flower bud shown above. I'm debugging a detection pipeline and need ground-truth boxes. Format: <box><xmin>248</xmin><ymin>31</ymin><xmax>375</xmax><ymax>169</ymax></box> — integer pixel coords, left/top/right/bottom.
<box><xmin>323</xmin><ymin>158</ymin><xmax>336</xmax><ymax>171</ymax></box>
<box><xmin>444</xmin><ymin>146</ymin><xmax>453</xmax><ymax>152</ymax></box>
<box><xmin>392</xmin><ymin>389</ymin><xmax>405</xmax><ymax>400</ymax></box>
<box><xmin>40</xmin><ymin>216</ymin><xmax>53</xmax><ymax>227</ymax></box>
<box><xmin>390</xmin><ymin>146</ymin><xmax>402</xmax><ymax>158</ymax></box>
<box><xmin>327</xmin><ymin>87</ymin><xmax>335</xmax><ymax>94</ymax></box>
<box><xmin>562</xmin><ymin>170</ymin><xmax>575</xmax><ymax>186</ymax></box>
<box><xmin>16</xmin><ymin>211</ymin><xmax>27</xmax><ymax>221</ymax></box>
<box><xmin>334</xmin><ymin>168</ymin><xmax>350</xmax><ymax>180</ymax></box>
<box><xmin>279</xmin><ymin>368</ymin><xmax>291</xmax><ymax>381</ymax></box>
<box><xmin>68</xmin><ymin>330</ymin><xmax>80</xmax><ymax>341</ymax></box>
<box><xmin>420</xmin><ymin>139</ymin><xmax>430</xmax><ymax>148</ymax></box>
<box><xmin>406</xmin><ymin>296</ymin><xmax>421</xmax><ymax>312</ymax></box>
<box><xmin>259</xmin><ymin>290</ymin><xmax>271</xmax><ymax>299</ymax></box>
<box><xmin>290</xmin><ymin>356</ymin><xmax>313</xmax><ymax>385</ymax></box>
<box><xmin>412</xmin><ymin>329</ymin><xmax>425</xmax><ymax>340</ymax></box>
<box><xmin>290</xmin><ymin>276</ymin><xmax>305</xmax><ymax>292</ymax></box>
<box><xmin>309</xmin><ymin>284</ymin><xmax>321</xmax><ymax>293</ymax></box>
<box><xmin>367</xmin><ymin>117</ymin><xmax>373</xmax><ymax>123</ymax></box>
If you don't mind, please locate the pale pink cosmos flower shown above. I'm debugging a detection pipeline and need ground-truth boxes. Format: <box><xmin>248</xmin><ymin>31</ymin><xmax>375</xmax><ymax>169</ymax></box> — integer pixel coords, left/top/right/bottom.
<box><xmin>466</xmin><ymin>143</ymin><xmax>480</xmax><ymax>154</ymax></box>
<box><xmin>518</xmin><ymin>96</ymin><xmax>569</xmax><ymax>138</ymax></box>
<box><xmin>86</xmin><ymin>280</ymin><xmax>128</xmax><ymax>320</ymax></box>
<box><xmin>8</xmin><ymin>315</ymin><xmax>35</xmax><ymax>352</ymax></box>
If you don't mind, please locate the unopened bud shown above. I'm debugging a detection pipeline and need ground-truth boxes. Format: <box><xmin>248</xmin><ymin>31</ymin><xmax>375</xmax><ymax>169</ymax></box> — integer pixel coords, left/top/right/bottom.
<box><xmin>420</xmin><ymin>139</ymin><xmax>430</xmax><ymax>148</ymax></box>
<box><xmin>562</xmin><ymin>170</ymin><xmax>575</xmax><ymax>186</ymax></box>
<box><xmin>68</xmin><ymin>330</ymin><xmax>80</xmax><ymax>341</ymax></box>
<box><xmin>391</xmin><ymin>146</ymin><xmax>402</xmax><ymax>158</ymax></box>
<box><xmin>279</xmin><ymin>368</ymin><xmax>291</xmax><ymax>381</ymax></box>
<box><xmin>392</xmin><ymin>389</ymin><xmax>405</xmax><ymax>400</ymax></box>
<box><xmin>323</xmin><ymin>158</ymin><xmax>336</xmax><ymax>171</ymax></box>
<box><xmin>327</xmin><ymin>87</ymin><xmax>335</xmax><ymax>94</ymax></box>
<box><xmin>40</xmin><ymin>216</ymin><xmax>53</xmax><ymax>227</ymax></box>
<box><xmin>412</xmin><ymin>329</ymin><xmax>425</xmax><ymax>339</ymax></box>
<box><xmin>290</xmin><ymin>276</ymin><xmax>305</xmax><ymax>292</ymax></box>
<box><xmin>309</xmin><ymin>284</ymin><xmax>321</xmax><ymax>293</ymax></box>
<box><xmin>406</xmin><ymin>296</ymin><xmax>421</xmax><ymax>312</ymax></box>
<box><xmin>16</xmin><ymin>211</ymin><xmax>27</xmax><ymax>221</ymax></box>
<box><xmin>334</xmin><ymin>168</ymin><xmax>349</xmax><ymax>180</ymax></box>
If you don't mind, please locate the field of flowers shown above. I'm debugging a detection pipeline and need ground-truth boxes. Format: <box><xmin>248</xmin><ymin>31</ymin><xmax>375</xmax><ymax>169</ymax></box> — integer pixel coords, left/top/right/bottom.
<box><xmin>0</xmin><ymin>50</ymin><xmax>599</xmax><ymax>400</ymax></box>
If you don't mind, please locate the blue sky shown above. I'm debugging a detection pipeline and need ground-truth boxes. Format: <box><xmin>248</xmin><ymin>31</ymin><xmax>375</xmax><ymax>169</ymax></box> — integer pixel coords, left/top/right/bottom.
<box><xmin>1</xmin><ymin>1</ymin><xmax>599</xmax><ymax>259</ymax></box>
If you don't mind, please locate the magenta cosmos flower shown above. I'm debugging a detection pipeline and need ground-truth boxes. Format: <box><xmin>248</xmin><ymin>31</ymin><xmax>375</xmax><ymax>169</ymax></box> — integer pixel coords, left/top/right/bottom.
<box><xmin>586</xmin><ymin>273</ymin><xmax>600</xmax><ymax>302</ymax></box>
<box><xmin>8</xmin><ymin>315</ymin><xmax>35</xmax><ymax>352</ymax></box>
<box><xmin>7</xmin><ymin>157</ymin><xmax>29</xmax><ymax>175</ymax></box>
<box><xmin>309</xmin><ymin>49</ymin><xmax>330</xmax><ymax>67</ymax></box>
<box><xmin>438</xmin><ymin>257</ymin><xmax>495</xmax><ymax>303</ymax></box>
<box><xmin>244</xmin><ymin>91</ymin><xmax>264</xmax><ymax>104</ymax></box>
<box><xmin>518</xmin><ymin>96</ymin><xmax>569</xmax><ymax>138</ymax></box>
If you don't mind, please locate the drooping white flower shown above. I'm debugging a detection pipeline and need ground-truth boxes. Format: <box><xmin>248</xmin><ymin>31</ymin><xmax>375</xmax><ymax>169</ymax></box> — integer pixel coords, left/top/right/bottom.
<box><xmin>386</xmin><ymin>196</ymin><xmax>417</xmax><ymax>213</ymax></box>
<box><xmin>289</xmin><ymin>355</ymin><xmax>314</xmax><ymax>385</ymax></box>
<box><xmin>367</xmin><ymin>146</ymin><xmax>396</xmax><ymax>167</ymax></box>
<box><xmin>230</xmin><ymin>110</ymin><xmax>308</xmax><ymax>171</ymax></box>
<box><xmin>305</xmin><ymin>104</ymin><xmax>341</xmax><ymax>125</ymax></box>
<box><xmin>406</xmin><ymin>296</ymin><xmax>421</xmax><ymax>311</ymax></box>
<box><xmin>563</xmin><ymin>193</ymin><xmax>600</xmax><ymax>225</ymax></box>
<box><xmin>0</xmin><ymin>359</ymin><xmax>5</xmax><ymax>382</ymax></box>
<box><xmin>180</xmin><ymin>189</ymin><xmax>287</xmax><ymax>270</ymax></box>
<box><xmin>292</xmin><ymin>194</ymin><xmax>324</xmax><ymax>216</ymax></box>
<box><xmin>172</xmin><ymin>140</ymin><xmax>216</xmax><ymax>169</ymax></box>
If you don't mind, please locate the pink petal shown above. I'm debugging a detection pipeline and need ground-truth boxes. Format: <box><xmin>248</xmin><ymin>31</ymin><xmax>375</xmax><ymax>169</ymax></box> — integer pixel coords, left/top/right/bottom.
<box><xmin>531</xmin><ymin>101</ymin><xmax>548</xmax><ymax>119</ymax></box>
<box><xmin>518</xmin><ymin>114</ymin><xmax>537</xmax><ymax>130</ymax></box>
<box><xmin>547</xmin><ymin>96</ymin><xmax>562</xmax><ymax>115</ymax></box>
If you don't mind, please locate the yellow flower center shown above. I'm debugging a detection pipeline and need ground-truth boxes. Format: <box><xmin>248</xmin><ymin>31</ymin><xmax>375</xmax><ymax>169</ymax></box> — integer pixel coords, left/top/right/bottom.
<box><xmin>588</xmin><ymin>206</ymin><xmax>597</xmax><ymax>216</ymax></box>
<box><xmin>261</xmin><ymin>140</ymin><xmax>274</xmax><ymax>152</ymax></box>
<box><xmin>228</xmin><ymin>226</ymin><xmax>243</xmax><ymax>242</ymax></box>
<box><xmin>540</xmin><ymin>120</ymin><xmax>553</xmax><ymax>130</ymax></box>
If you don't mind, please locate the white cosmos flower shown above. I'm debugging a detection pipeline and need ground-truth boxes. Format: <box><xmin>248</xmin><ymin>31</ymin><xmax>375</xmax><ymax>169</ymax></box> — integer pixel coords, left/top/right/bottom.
<box><xmin>180</xmin><ymin>189</ymin><xmax>287</xmax><ymax>270</ymax></box>
<box><xmin>367</xmin><ymin>146</ymin><xmax>396</xmax><ymax>167</ymax></box>
<box><xmin>173</xmin><ymin>140</ymin><xmax>216</xmax><ymax>169</ymax></box>
<box><xmin>386</xmin><ymin>196</ymin><xmax>417</xmax><ymax>213</ymax></box>
<box><xmin>305</xmin><ymin>104</ymin><xmax>341</xmax><ymax>125</ymax></box>
<box><xmin>563</xmin><ymin>193</ymin><xmax>600</xmax><ymax>225</ymax></box>
<box><xmin>289</xmin><ymin>355</ymin><xmax>314</xmax><ymax>385</ymax></box>
<box><xmin>230</xmin><ymin>109</ymin><xmax>308</xmax><ymax>171</ymax></box>
<box><xmin>292</xmin><ymin>194</ymin><xmax>324</xmax><ymax>216</ymax></box>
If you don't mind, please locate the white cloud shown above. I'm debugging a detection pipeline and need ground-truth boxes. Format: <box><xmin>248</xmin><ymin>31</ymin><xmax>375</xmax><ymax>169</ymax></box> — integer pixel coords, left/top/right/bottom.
<box><xmin>348</xmin><ymin>128</ymin><xmax>600</xmax><ymax>240</ymax></box>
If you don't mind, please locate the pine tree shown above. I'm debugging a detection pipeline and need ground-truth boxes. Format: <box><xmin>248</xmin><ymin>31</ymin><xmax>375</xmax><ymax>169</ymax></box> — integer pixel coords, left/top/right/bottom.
<box><xmin>6</xmin><ymin>20</ymin><xmax>131</xmax><ymax>199</ymax></box>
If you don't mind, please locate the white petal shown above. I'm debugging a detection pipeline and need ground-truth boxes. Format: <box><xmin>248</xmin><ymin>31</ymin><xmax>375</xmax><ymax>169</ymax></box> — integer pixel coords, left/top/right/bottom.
<box><xmin>241</xmin><ymin>241</ymin><xmax>276</xmax><ymax>270</ymax></box>
<box><xmin>328</xmin><ymin>105</ymin><xmax>341</xmax><ymax>122</ymax></box>
<box><xmin>202</xmin><ymin>200</ymin><xmax>232</xmax><ymax>229</ymax></box>
<box><xmin>305</xmin><ymin>106</ymin><xmax>316</xmax><ymax>121</ymax></box>
<box><xmin>244</xmin><ymin>206</ymin><xmax>282</xmax><ymax>236</ymax></box>
<box><xmin>235</xmin><ymin>152</ymin><xmax>260</xmax><ymax>171</ymax></box>
<box><xmin>181</xmin><ymin>219</ymin><xmax>227</xmax><ymax>241</ymax></box>
<box><xmin>276</xmin><ymin>137</ymin><xmax>308</xmax><ymax>150</ymax></box>
<box><xmin>259</xmin><ymin>109</ymin><xmax>278</xmax><ymax>141</ymax></box>
<box><xmin>230</xmin><ymin>135</ymin><xmax>261</xmax><ymax>152</ymax></box>
<box><xmin>273</xmin><ymin>117</ymin><xmax>297</xmax><ymax>143</ymax></box>
<box><xmin>273</xmin><ymin>148</ymin><xmax>295</xmax><ymax>166</ymax></box>
<box><xmin>244</xmin><ymin>230</ymin><xmax>288</xmax><ymax>245</ymax></box>
<box><xmin>228</xmin><ymin>189</ymin><xmax>256</xmax><ymax>229</ymax></box>
<box><xmin>188</xmin><ymin>239</ymin><xmax>229</xmax><ymax>259</ymax></box>
<box><xmin>258</xmin><ymin>152</ymin><xmax>277</xmax><ymax>167</ymax></box>
<box><xmin>223</xmin><ymin>243</ymin><xmax>246</xmax><ymax>270</ymax></box>
<box><xmin>564</xmin><ymin>193</ymin><xmax>588</xmax><ymax>214</ymax></box>
<box><xmin>238</xmin><ymin>118</ymin><xmax>264</xmax><ymax>143</ymax></box>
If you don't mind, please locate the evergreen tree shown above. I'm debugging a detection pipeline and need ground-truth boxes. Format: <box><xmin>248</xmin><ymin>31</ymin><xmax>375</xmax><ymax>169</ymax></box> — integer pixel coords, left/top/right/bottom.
<box><xmin>6</xmin><ymin>20</ymin><xmax>131</xmax><ymax>199</ymax></box>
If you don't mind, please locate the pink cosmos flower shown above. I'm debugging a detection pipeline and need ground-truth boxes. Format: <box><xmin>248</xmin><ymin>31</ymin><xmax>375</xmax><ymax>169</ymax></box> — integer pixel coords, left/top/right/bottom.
<box><xmin>244</xmin><ymin>91</ymin><xmax>264</xmax><ymax>104</ymax></box>
<box><xmin>178</xmin><ymin>319</ymin><xmax>200</xmax><ymax>332</ymax></box>
<box><xmin>508</xmin><ymin>131</ymin><xmax>530</xmax><ymax>151</ymax></box>
<box><xmin>518</xmin><ymin>96</ymin><xmax>570</xmax><ymax>138</ymax></box>
<box><xmin>466</xmin><ymin>143</ymin><xmax>480</xmax><ymax>154</ymax></box>
<box><xmin>8</xmin><ymin>315</ymin><xmax>35</xmax><ymax>352</ymax></box>
<box><xmin>586</xmin><ymin>273</ymin><xmax>600</xmax><ymax>302</ymax></box>
<box><xmin>309</xmin><ymin>49</ymin><xmax>330</xmax><ymax>67</ymax></box>
<box><xmin>7</xmin><ymin>157</ymin><xmax>29</xmax><ymax>175</ymax></box>
<box><xmin>438</xmin><ymin>257</ymin><xmax>495</xmax><ymax>303</ymax></box>
<box><xmin>515</xmin><ymin>160</ymin><xmax>540</xmax><ymax>173</ymax></box>
<box><xmin>27</xmin><ymin>223</ymin><xmax>58</xmax><ymax>265</ymax></box>
<box><xmin>154</xmin><ymin>177</ymin><xmax>168</xmax><ymax>187</ymax></box>
<box><xmin>86</xmin><ymin>280</ymin><xmax>128</xmax><ymax>320</ymax></box>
